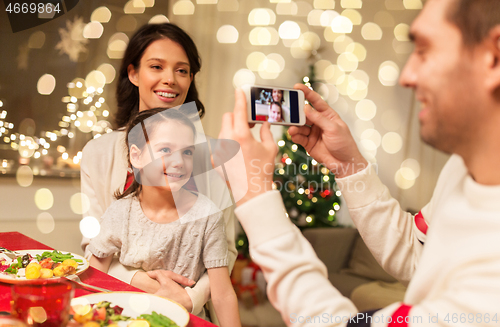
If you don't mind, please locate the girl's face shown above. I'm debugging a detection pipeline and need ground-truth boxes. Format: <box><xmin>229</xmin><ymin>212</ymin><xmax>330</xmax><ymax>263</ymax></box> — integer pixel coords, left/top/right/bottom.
<box><xmin>128</xmin><ymin>38</ymin><xmax>193</xmax><ymax>112</ymax></box>
<box><xmin>131</xmin><ymin>120</ymin><xmax>195</xmax><ymax>192</ymax></box>
<box><xmin>272</xmin><ymin>89</ymin><xmax>283</xmax><ymax>103</ymax></box>
<box><xmin>269</xmin><ymin>104</ymin><xmax>282</xmax><ymax>122</ymax></box>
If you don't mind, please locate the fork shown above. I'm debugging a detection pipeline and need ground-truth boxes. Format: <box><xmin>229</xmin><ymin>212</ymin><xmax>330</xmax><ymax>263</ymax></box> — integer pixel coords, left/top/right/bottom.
<box><xmin>64</xmin><ymin>275</ymin><xmax>113</xmax><ymax>293</ymax></box>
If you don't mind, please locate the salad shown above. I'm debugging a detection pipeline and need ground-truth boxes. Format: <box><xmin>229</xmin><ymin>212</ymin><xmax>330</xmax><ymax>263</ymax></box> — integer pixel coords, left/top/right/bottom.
<box><xmin>70</xmin><ymin>301</ymin><xmax>179</xmax><ymax>327</ymax></box>
<box><xmin>0</xmin><ymin>250</ymin><xmax>83</xmax><ymax>279</ymax></box>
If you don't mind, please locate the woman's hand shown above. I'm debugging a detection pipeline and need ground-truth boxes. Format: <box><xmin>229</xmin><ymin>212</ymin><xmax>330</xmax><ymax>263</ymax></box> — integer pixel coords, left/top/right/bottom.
<box><xmin>130</xmin><ymin>270</ymin><xmax>195</xmax><ymax>312</ymax></box>
<box><xmin>147</xmin><ymin>270</ymin><xmax>195</xmax><ymax>312</ymax></box>
<box><xmin>217</xmin><ymin>88</ymin><xmax>278</xmax><ymax>205</ymax></box>
<box><xmin>288</xmin><ymin>84</ymin><xmax>368</xmax><ymax>178</ymax></box>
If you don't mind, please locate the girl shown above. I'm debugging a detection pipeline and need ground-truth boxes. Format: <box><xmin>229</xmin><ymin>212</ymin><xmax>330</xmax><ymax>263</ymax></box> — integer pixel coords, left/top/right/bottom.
<box><xmin>80</xmin><ymin>23</ymin><xmax>237</xmax><ymax>319</ymax></box>
<box><xmin>268</xmin><ymin>102</ymin><xmax>284</xmax><ymax>123</ymax></box>
<box><xmin>88</xmin><ymin>108</ymin><xmax>241</xmax><ymax>327</ymax></box>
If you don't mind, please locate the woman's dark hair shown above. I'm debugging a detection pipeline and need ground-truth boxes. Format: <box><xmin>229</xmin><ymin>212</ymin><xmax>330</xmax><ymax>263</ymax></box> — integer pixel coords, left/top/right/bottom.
<box><xmin>115</xmin><ymin>107</ymin><xmax>196</xmax><ymax>200</ymax></box>
<box><xmin>115</xmin><ymin>23</ymin><xmax>205</xmax><ymax>129</ymax></box>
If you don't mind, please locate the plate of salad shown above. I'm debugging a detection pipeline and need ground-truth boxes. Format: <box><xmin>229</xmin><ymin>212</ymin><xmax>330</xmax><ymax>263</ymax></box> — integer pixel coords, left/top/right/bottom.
<box><xmin>0</xmin><ymin>249</ymin><xmax>89</xmax><ymax>284</ymax></box>
<box><xmin>70</xmin><ymin>292</ymin><xmax>189</xmax><ymax>327</ymax></box>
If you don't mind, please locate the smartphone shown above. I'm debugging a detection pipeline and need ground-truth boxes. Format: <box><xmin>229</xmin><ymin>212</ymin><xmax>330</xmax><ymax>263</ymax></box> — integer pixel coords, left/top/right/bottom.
<box><xmin>242</xmin><ymin>85</ymin><xmax>306</xmax><ymax>126</ymax></box>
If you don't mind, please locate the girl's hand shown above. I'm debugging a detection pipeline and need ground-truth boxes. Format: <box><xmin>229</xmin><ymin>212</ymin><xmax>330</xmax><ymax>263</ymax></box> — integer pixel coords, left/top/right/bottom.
<box><xmin>147</xmin><ymin>270</ymin><xmax>195</xmax><ymax>312</ymax></box>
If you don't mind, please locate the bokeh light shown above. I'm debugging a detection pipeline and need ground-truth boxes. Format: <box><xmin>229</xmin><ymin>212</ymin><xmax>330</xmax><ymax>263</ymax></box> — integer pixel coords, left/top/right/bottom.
<box><xmin>249</xmin><ymin>27</ymin><xmax>279</xmax><ymax>46</ymax></box>
<box><xmin>80</xmin><ymin>216</ymin><xmax>101</xmax><ymax>239</ymax></box>
<box><xmin>279</xmin><ymin>21</ymin><xmax>301</xmax><ymax>39</ymax></box>
<box><xmin>385</xmin><ymin>0</ymin><xmax>405</xmax><ymax>10</ymax></box>
<box><xmin>404</xmin><ymin>0</ymin><xmax>423</xmax><ymax>9</ymax></box>
<box><xmin>345</xmin><ymin>42</ymin><xmax>366</xmax><ymax>61</ymax></box>
<box><xmin>37</xmin><ymin>74</ymin><xmax>56</xmax><ymax>95</ymax></box>
<box><xmin>107</xmin><ymin>33</ymin><xmax>129</xmax><ymax>59</ymax></box>
<box><xmin>361</xmin><ymin>22</ymin><xmax>383</xmax><ymax>40</ymax></box>
<box><xmin>217</xmin><ymin>25</ymin><xmax>239</xmax><ymax>43</ymax></box>
<box><xmin>299</xmin><ymin>32</ymin><xmax>321</xmax><ymax>51</ymax></box>
<box><xmin>97</xmin><ymin>63</ymin><xmax>116</xmax><ymax>84</ymax></box>
<box><xmin>173</xmin><ymin>0</ymin><xmax>195</xmax><ymax>15</ymax></box>
<box><xmin>337</xmin><ymin>52</ymin><xmax>358</xmax><ymax>71</ymax></box>
<box><xmin>70</xmin><ymin>193</ymin><xmax>90</xmax><ymax>215</ymax></box>
<box><xmin>321</xmin><ymin>10</ymin><xmax>339</xmax><ymax>27</ymax></box>
<box><xmin>360</xmin><ymin>128</ymin><xmax>381</xmax><ymax>148</ymax></box>
<box><xmin>16</xmin><ymin>165</ymin><xmax>34</xmax><ymax>187</ymax></box>
<box><xmin>382</xmin><ymin>132</ymin><xmax>403</xmax><ymax>154</ymax></box>
<box><xmin>341</xmin><ymin>9</ymin><xmax>361</xmax><ymax>25</ymax></box>
<box><xmin>85</xmin><ymin>70</ymin><xmax>106</xmax><ymax>89</ymax></box>
<box><xmin>378</xmin><ymin>61</ymin><xmax>400</xmax><ymax>86</ymax></box>
<box><xmin>395</xmin><ymin>168</ymin><xmax>415</xmax><ymax>189</ymax></box>
<box><xmin>124</xmin><ymin>0</ymin><xmax>145</xmax><ymax>14</ymax></box>
<box><xmin>331</xmin><ymin>16</ymin><xmax>353</xmax><ymax>33</ymax></box>
<box><xmin>35</xmin><ymin>188</ymin><xmax>54</xmax><ymax>211</ymax></box>
<box><xmin>91</xmin><ymin>6</ymin><xmax>112</xmax><ymax>23</ymax></box>
<box><xmin>248</xmin><ymin>8</ymin><xmax>276</xmax><ymax>26</ymax></box>
<box><xmin>401</xmin><ymin>158</ymin><xmax>421</xmax><ymax>178</ymax></box>
<box><xmin>355</xmin><ymin>99</ymin><xmax>376</xmax><ymax>121</ymax></box>
<box><xmin>233</xmin><ymin>69</ymin><xmax>256</xmax><ymax>88</ymax></box>
<box><xmin>37</xmin><ymin>212</ymin><xmax>55</xmax><ymax>234</ymax></box>
<box><xmin>394</xmin><ymin>23</ymin><xmax>410</xmax><ymax>41</ymax></box>
<box><xmin>333</xmin><ymin>35</ymin><xmax>353</xmax><ymax>53</ymax></box>
<box><xmin>295</xmin><ymin>1</ymin><xmax>313</xmax><ymax>17</ymax></box>
<box><xmin>307</xmin><ymin>9</ymin><xmax>324</xmax><ymax>26</ymax></box>
<box><xmin>341</xmin><ymin>0</ymin><xmax>362</xmax><ymax>9</ymax></box>
<box><xmin>18</xmin><ymin>136</ymin><xmax>36</xmax><ymax>158</ymax></box>
<box><xmin>149</xmin><ymin>15</ymin><xmax>169</xmax><ymax>24</ymax></box>
<box><xmin>314</xmin><ymin>0</ymin><xmax>335</xmax><ymax>9</ymax></box>
<box><xmin>28</xmin><ymin>31</ymin><xmax>45</xmax><ymax>49</ymax></box>
<box><xmin>246</xmin><ymin>52</ymin><xmax>267</xmax><ymax>71</ymax></box>
<box><xmin>76</xmin><ymin>111</ymin><xmax>98</xmax><ymax>133</ymax></box>
<box><xmin>314</xmin><ymin>60</ymin><xmax>333</xmax><ymax>80</ymax></box>
<box><xmin>83</xmin><ymin>22</ymin><xmax>104</xmax><ymax>39</ymax></box>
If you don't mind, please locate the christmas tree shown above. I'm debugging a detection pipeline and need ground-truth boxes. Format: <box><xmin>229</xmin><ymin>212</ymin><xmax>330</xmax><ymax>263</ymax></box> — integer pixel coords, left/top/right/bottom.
<box><xmin>236</xmin><ymin>65</ymin><xmax>342</xmax><ymax>258</ymax></box>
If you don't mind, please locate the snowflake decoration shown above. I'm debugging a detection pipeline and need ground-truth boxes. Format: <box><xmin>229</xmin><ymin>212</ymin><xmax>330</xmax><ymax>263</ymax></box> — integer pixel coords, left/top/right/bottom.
<box><xmin>55</xmin><ymin>16</ymin><xmax>88</xmax><ymax>62</ymax></box>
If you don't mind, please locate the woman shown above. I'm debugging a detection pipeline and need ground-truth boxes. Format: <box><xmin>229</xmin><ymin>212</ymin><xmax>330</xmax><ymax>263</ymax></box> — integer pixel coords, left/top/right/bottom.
<box><xmin>80</xmin><ymin>23</ymin><xmax>237</xmax><ymax>320</ymax></box>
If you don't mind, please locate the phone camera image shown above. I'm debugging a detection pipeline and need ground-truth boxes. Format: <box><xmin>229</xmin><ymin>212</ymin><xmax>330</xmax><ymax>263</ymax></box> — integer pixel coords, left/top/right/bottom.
<box><xmin>251</xmin><ymin>87</ymin><xmax>300</xmax><ymax>124</ymax></box>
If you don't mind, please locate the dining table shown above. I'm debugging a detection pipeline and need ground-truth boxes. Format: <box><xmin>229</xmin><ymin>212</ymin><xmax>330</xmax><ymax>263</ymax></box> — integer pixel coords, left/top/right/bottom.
<box><xmin>0</xmin><ymin>232</ymin><xmax>216</xmax><ymax>327</ymax></box>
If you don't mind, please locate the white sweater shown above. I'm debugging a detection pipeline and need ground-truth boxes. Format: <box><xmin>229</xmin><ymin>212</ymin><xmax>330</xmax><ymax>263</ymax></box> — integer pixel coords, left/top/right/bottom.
<box><xmin>235</xmin><ymin>154</ymin><xmax>500</xmax><ymax>326</ymax></box>
<box><xmin>80</xmin><ymin>130</ymin><xmax>237</xmax><ymax>316</ymax></box>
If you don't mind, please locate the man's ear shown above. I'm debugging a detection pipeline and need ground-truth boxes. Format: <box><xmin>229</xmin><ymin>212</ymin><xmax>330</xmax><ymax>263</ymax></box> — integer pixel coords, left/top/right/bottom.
<box><xmin>484</xmin><ymin>26</ymin><xmax>500</xmax><ymax>92</ymax></box>
<box><xmin>130</xmin><ymin>144</ymin><xmax>143</xmax><ymax>169</ymax></box>
<box><xmin>128</xmin><ymin>64</ymin><xmax>139</xmax><ymax>87</ymax></box>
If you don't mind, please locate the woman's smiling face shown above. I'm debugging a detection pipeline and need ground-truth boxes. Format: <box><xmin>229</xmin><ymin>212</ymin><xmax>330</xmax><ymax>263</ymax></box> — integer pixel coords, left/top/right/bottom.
<box><xmin>128</xmin><ymin>38</ymin><xmax>193</xmax><ymax>112</ymax></box>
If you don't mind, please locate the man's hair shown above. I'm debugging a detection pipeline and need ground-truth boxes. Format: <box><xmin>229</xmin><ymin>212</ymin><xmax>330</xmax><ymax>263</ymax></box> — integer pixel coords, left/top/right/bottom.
<box><xmin>447</xmin><ymin>0</ymin><xmax>500</xmax><ymax>46</ymax></box>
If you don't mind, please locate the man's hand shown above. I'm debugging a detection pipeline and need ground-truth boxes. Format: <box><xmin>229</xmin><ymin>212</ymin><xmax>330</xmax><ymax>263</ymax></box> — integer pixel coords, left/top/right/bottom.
<box><xmin>217</xmin><ymin>88</ymin><xmax>278</xmax><ymax>205</ymax></box>
<box><xmin>288</xmin><ymin>84</ymin><xmax>368</xmax><ymax>178</ymax></box>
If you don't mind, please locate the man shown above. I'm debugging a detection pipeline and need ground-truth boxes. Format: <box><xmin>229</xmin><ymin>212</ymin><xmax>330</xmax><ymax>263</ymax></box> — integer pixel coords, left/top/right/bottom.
<box><xmin>218</xmin><ymin>0</ymin><xmax>500</xmax><ymax>325</ymax></box>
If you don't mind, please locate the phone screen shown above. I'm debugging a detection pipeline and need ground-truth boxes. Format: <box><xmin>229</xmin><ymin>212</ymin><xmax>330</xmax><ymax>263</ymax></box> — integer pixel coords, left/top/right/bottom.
<box><xmin>250</xmin><ymin>87</ymin><xmax>300</xmax><ymax>124</ymax></box>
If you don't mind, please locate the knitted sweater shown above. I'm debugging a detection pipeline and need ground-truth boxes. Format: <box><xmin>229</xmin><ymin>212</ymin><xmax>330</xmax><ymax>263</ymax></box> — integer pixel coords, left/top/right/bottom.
<box><xmin>235</xmin><ymin>154</ymin><xmax>500</xmax><ymax>326</ymax></box>
<box><xmin>88</xmin><ymin>193</ymin><xmax>228</xmax><ymax>282</ymax></box>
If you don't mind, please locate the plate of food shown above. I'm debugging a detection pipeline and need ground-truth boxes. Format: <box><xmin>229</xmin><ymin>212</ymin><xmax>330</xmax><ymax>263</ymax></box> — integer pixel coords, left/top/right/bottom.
<box><xmin>0</xmin><ymin>249</ymin><xmax>89</xmax><ymax>284</ymax></box>
<box><xmin>70</xmin><ymin>292</ymin><xmax>189</xmax><ymax>327</ymax></box>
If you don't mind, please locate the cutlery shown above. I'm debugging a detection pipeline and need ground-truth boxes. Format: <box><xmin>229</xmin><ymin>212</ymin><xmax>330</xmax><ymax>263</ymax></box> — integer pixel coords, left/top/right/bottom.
<box><xmin>64</xmin><ymin>275</ymin><xmax>113</xmax><ymax>293</ymax></box>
